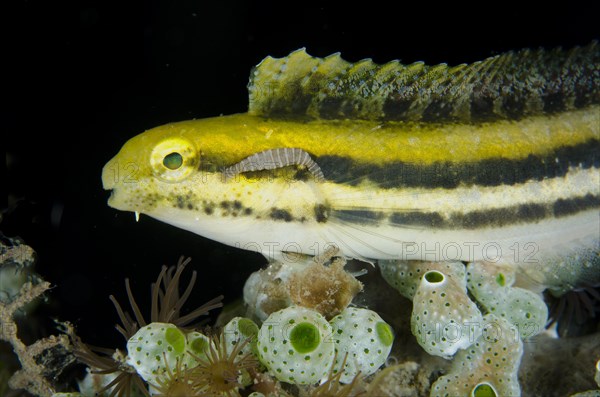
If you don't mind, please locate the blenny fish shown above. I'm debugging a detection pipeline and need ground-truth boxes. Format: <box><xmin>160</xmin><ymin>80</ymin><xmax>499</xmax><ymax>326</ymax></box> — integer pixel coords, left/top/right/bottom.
<box><xmin>102</xmin><ymin>44</ymin><xmax>599</xmax><ymax>290</ymax></box>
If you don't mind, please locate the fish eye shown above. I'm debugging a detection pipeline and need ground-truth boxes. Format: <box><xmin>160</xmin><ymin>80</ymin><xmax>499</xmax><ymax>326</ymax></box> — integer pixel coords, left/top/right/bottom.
<box><xmin>163</xmin><ymin>152</ymin><xmax>183</xmax><ymax>170</ymax></box>
<box><xmin>150</xmin><ymin>137</ymin><xmax>198</xmax><ymax>182</ymax></box>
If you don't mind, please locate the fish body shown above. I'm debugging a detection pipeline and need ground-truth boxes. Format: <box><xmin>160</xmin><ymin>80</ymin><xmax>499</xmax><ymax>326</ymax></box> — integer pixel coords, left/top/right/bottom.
<box><xmin>102</xmin><ymin>45</ymin><xmax>600</xmax><ymax>288</ymax></box>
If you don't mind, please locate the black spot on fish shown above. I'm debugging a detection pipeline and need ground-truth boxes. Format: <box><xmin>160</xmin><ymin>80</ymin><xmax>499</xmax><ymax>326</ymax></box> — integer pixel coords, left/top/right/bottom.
<box><xmin>422</xmin><ymin>99</ymin><xmax>454</xmax><ymax>122</ymax></box>
<box><xmin>187</xmin><ymin>203</ymin><xmax>193</xmax><ymax>210</ymax></box>
<box><xmin>470</xmin><ymin>91</ymin><xmax>496</xmax><ymax>121</ymax></box>
<box><xmin>543</xmin><ymin>92</ymin><xmax>566</xmax><ymax>113</ymax></box>
<box><xmin>176</xmin><ymin>196</ymin><xmax>185</xmax><ymax>209</ymax></box>
<box><xmin>233</xmin><ymin>200</ymin><xmax>243</xmax><ymax>210</ymax></box>
<box><xmin>294</xmin><ymin>168</ymin><xmax>311</xmax><ymax>181</ymax></box>
<box><xmin>204</xmin><ymin>204</ymin><xmax>215</xmax><ymax>215</ymax></box>
<box><xmin>315</xmin><ymin>204</ymin><xmax>329</xmax><ymax>223</ymax></box>
<box><xmin>501</xmin><ymin>96</ymin><xmax>526</xmax><ymax>119</ymax></box>
<box><xmin>382</xmin><ymin>95</ymin><xmax>413</xmax><ymax>121</ymax></box>
<box><xmin>319</xmin><ymin>97</ymin><xmax>344</xmax><ymax>119</ymax></box>
<box><xmin>270</xmin><ymin>208</ymin><xmax>293</xmax><ymax>222</ymax></box>
<box><xmin>244</xmin><ymin>207</ymin><xmax>253</xmax><ymax>215</ymax></box>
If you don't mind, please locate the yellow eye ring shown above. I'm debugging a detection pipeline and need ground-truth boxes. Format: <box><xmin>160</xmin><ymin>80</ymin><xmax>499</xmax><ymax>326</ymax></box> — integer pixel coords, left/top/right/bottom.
<box><xmin>150</xmin><ymin>138</ymin><xmax>198</xmax><ymax>182</ymax></box>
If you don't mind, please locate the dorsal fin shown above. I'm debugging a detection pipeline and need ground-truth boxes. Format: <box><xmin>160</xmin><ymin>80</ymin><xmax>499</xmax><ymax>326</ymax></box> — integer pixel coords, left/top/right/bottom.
<box><xmin>247</xmin><ymin>43</ymin><xmax>600</xmax><ymax>122</ymax></box>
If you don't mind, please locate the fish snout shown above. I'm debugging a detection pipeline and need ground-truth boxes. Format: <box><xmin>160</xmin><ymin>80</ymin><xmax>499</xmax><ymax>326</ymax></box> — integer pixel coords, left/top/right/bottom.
<box><xmin>101</xmin><ymin>157</ymin><xmax>118</xmax><ymax>190</ymax></box>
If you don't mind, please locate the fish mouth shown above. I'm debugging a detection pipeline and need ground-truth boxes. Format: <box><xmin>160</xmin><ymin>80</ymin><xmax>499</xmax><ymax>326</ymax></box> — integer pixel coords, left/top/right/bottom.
<box><xmin>105</xmin><ymin>190</ymin><xmax>141</xmax><ymax>222</ymax></box>
<box><xmin>106</xmin><ymin>189</ymin><xmax>122</xmax><ymax>211</ymax></box>
<box><xmin>106</xmin><ymin>189</ymin><xmax>115</xmax><ymax>204</ymax></box>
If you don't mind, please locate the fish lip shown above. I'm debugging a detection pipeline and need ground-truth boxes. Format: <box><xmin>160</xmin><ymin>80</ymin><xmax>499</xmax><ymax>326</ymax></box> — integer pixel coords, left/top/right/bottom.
<box><xmin>106</xmin><ymin>190</ymin><xmax>116</xmax><ymax>206</ymax></box>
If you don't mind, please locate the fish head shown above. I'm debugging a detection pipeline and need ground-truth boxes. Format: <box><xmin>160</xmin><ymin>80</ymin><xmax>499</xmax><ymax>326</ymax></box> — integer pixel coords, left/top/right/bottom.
<box><xmin>101</xmin><ymin>115</ymin><xmax>324</xmax><ymax>257</ymax></box>
<box><xmin>102</xmin><ymin>122</ymin><xmax>204</xmax><ymax>215</ymax></box>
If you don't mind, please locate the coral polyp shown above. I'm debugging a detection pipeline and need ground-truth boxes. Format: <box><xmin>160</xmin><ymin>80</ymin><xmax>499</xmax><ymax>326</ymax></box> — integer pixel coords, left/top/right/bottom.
<box><xmin>151</xmin><ymin>355</ymin><xmax>196</xmax><ymax>397</ymax></box>
<box><xmin>190</xmin><ymin>333</ymin><xmax>258</xmax><ymax>397</ymax></box>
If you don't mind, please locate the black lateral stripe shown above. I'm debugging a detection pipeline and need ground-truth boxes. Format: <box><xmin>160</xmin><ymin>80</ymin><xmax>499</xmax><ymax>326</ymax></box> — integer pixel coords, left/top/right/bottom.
<box><xmin>333</xmin><ymin>209</ymin><xmax>386</xmax><ymax>224</ymax></box>
<box><xmin>553</xmin><ymin>193</ymin><xmax>600</xmax><ymax>218</ymax></box>
<box><xmin>317</xmin><ymin>138</ymin><xmax>599</xmax><ymax>189</ymax></box>
<box><xmin>387</xmin><ymin>211</ymin><xmax>446</xmax><ymax>228</ymax></box>
<box><xmin>384</xmin><ymin>194</ymin><xmax>600</xmax><ymax>229</ymax></box>
<box><xmin>449</xmin><ymin>203</ymin><xmax>548</xmax><ymax>229</ymax></box>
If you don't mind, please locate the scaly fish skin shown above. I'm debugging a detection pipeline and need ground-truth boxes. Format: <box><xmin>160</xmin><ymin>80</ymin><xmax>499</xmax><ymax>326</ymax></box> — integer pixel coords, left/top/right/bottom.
<box><xmin>102</xmin><ymin>46</ymin><xmax>600</xmax><ymax>286</ymax></box>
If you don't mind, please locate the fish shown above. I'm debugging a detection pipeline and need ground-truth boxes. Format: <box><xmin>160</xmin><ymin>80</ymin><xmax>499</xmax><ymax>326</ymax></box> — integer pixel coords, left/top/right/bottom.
<box><xmin>102</xmin><ymin>44</ymin><xmax>599</xmax><ymax>290</ymax></box>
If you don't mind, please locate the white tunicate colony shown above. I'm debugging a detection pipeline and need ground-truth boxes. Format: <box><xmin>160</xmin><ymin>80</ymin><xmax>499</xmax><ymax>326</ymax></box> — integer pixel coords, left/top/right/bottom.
<box><xmin>125</xmin><ymin>322</ymin><xmax>209</xmax><ymax>385</ymax></box>
<box><xmin>467</xmin><ymin>261</ymin><xmax>548</xmax><ymax>338</ymax></box>
<box><xmin>256</xmin><ymin>306</ymin><xmax>335</xmax><ymax>384</ymax></box>
<box><xmin>329</xmin><ymin>307</ymin><xmax>394</xmax><ymax>383</ymax></box>
<box><xmin>411</xmin><ymin>270</ymin><xmax>483</xmax><ymax>359</ymax></box>
<box><xmin>430</xmin><ymin>314</ymin><xmax>523</xmax><ymax>397</ymax></box>
<box><xmin>379</xmin><ymin>260</ymin><xmax>466</xmax><ymax>300</ymax></box>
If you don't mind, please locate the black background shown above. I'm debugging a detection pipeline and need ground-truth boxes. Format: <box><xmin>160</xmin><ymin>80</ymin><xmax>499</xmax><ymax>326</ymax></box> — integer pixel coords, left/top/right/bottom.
<box><xmin>3</xmin><ymin>0</ymin><xmax>598</xmax><ymax>351</ymax></box>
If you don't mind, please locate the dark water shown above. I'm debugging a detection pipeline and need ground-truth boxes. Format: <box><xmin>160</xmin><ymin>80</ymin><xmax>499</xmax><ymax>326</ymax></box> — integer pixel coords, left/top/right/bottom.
<box><xmin>3</xmin><ymin>0</ymin><xmax>598</xmax><ymax>361</ymax></box>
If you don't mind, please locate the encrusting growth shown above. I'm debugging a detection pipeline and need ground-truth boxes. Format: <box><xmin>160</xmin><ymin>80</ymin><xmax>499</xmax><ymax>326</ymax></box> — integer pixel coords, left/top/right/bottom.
<box><xmin>288</xmin><ymin>253</ymin><xmax>363</xmax><ymax>320</ymax></box>
<box><xmin>243</xmin><ymin>246</ymin><xmax>363</xmax><ymax>322</ymax></box>
<box><xmin>0</xmin><ymin>237</ymin><xmax>73</xmax><ymax>397</ymax></box>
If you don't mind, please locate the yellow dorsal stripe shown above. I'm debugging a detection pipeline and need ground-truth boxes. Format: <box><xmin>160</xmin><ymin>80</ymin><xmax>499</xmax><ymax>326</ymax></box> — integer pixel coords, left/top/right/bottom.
<box><xmin>146</xmin><ymin>105</ymin><xmax>599</xmax><ymax>166</ymax></box>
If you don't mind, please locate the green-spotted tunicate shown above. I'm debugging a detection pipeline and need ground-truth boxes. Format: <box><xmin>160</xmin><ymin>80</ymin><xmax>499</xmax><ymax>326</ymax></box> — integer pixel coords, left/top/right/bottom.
<box><xmin>411</xmin><ymin>269</ymin><xmax>483</xmax><ymax>359</ymax></box>
<box><xmin>126</xmin><ymin>322</ymin><xmax>209</xmax><ymax>385</ymax></box>
<box><xmin>467</xmin><ymin>261</ymin><xmax>547</xmax><ymax>338</ymax></box>
<box><xmin>183</xmin><ymin>329</ymin><xmax>211</xmax><ymax>364</ymax></box>
<box><xmin>257</xmin><ymin>306</ymin><xmax>334</xmax><ymax>384</ymax></box>
<box><xmin>431</xmin><ymin>314</ymin><xmax>523</xmax><ymax>397</ymax></box>
<box><xmin>223</xmin><ymin>316</ymin><xmax>259</xmax><ymax>358</ymax></box>
<box><xmin>379</xmin><ymin>260</ymin><xmax>466</xmax><ymax>300</ymax></box>
<box><xmin>329</xmin><ymin>307</ymin><xmax>394</xmax><ymax>383</ymax></box>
